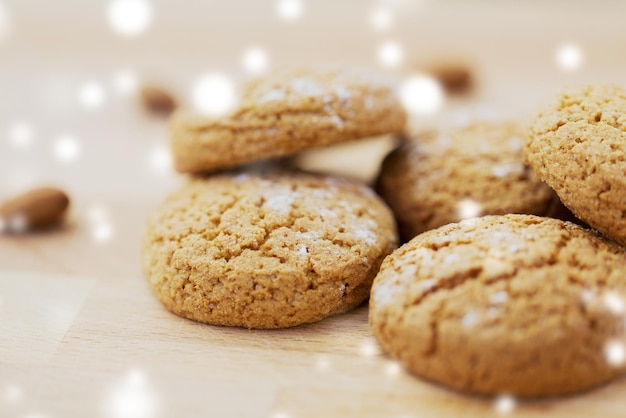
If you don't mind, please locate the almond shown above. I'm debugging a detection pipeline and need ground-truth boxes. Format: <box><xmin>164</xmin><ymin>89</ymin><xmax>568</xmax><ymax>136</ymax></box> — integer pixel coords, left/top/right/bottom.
<box><xmin>0</xmin><ymin>187</ymin><xmax>70</xmax><ymax>233</ymax></box>
<box><xmin>428</xmin><ymin>65</ymin><xmax>473</xmax><ymax>94</ymax></box>
<box><xmin>140</xmin><ymin>85</ymin><xmax>178</xmax><ymax>117</ymax></box>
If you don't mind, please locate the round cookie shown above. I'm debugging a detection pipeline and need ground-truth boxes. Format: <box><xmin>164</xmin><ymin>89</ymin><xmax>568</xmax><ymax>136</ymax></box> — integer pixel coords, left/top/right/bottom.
<box><xmin>370</xmin><ymin>214</ymin><xmax>626</xmax><ymax>397</ymax></box>
<box><xmin>143</xmin><ymin>171</ymin><xmax>398</xmax><ymax>329</ymax></box>
<box><xmin>376</xmin><ymin>121</ymin><xmax>556</xmax><ymax>241</ymax></box>
<box><xmin>171</xmin><ymin>67</ymin><xmax>407</xmax><ymax>173</ymax></box>
<box><xmin>528</xmin><ymin>84</ymin><xmax>626</xmax><ymax>246</ymax></box>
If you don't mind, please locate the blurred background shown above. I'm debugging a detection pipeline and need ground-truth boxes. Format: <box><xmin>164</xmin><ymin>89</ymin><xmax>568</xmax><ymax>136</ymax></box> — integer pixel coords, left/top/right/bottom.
<box><xmin>1</xmin><ymin>0</ymin><xmax>626</xmax><ymax>202</ymax></box>
<box><xmin>2</xmin><ymin>2</ymin><xmax>626</xmax><ymax>417</ymax></box>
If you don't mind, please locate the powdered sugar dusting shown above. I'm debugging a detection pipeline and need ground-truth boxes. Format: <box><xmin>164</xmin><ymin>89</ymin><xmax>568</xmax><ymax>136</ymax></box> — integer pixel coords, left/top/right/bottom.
<box><xmin>359</xmin><ymin>185</ymin><xmax>377</xmax><ymax>198</ymax></box>
<box><xmin>259</xmin><ymin>89</ymin><xmax>286</xmax><ymax>103</ymax></box>
<box><xmin>364</xmin><ymin>96</ymin><xmax>374</xmax><ymax>109</ymax></box>
<box><xmin>486</xmin><ymin>307</ymin><xmax>500</xmax><ymax>318</ymax></box>
<box><xmin>309</xmin><ymin>188</ymin><xmax>333</xmax><ymax>199</ymax></box>
<box><xmin>489</xmin><ymin>290</ymin><xmax>509</xmax><ymax>305</ymax></box>
<box><xmin>508</xmin><ymin>136</ymin><xmax>523</xmax><ymax>151</ymax></box>
<box><xmin>291</xmin><ymin>77</ymin><xmax>323</xmax><ymax>96</ymax></box>
<box><xmin>335</xmin><ymin>85</ymin><xmax>351</xmax><ymax>100</ymax></box>
<box><xmin>298</xmin><ymin>230</ymin><xmax>322</xmax><ymax>241</ymax></box>
<box><xmin>354</xmin><ymin>219</ymin><xmax>377</xmax><ymax>245</ymax></box>
<box><xmin>372</xmin><ymin>264</ymin><xmax>417</xmax><ymax>307</ymax></box>
<box><xmin>462</xmin><ymin>310</ymin><xmax>480</xmax><ymax>328</ymax></box>
<box><xmin>490</xmin><ymin>230</ymin><xmax>518</xmax><ymax>243</ymax></box>
<box><xmin>355</xmin><ymin>228</ymin><xmax>376</xmax><ymax>245</ymax></box>
<box><xmin>443</xmin><ymin>253</ymin><xmax>460</xmax><ymax>265</ymax></box>
<box><xmin>297</xmin><ymin>244</ymin><xmax>308</xmax><ymax>256</ymax></box>
<box><xmin>330</xmin><ymin>115</ymin><xmax>344</xmax><ymax>129</ymax></box>
<box><xmin>234</xmin><ymin>173</ymin><xmax>250</xmax><ymax>183</ymax></box>
<box><xmin>318</xmin><ymin>207</ymin><xmax>337</xmax><ymax>219</ymax></box>
<box><xmin>580</xmin><ymin>289</ymin><xmax>595</xmax><ymax>304</ymax></box>
<box><xmin>492</xmin><ymin>163</ymin><xmax>524</xmax><ymax>178</ymax></box>
<box><xmin>264</xmin><ymin>188</ymin><xmax>298</xmax><ymax>213</ymax></box>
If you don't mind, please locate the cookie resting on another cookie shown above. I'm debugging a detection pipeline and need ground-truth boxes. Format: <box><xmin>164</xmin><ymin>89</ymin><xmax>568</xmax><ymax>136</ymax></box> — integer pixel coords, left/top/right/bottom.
<box><xmin>370</xmin><ymin>214</ymin><xmax>626</xmax><ymax>397</ymax></box>
<box><xmin>143</xmin><ymin>171</ymin><xmax>398</xmax><ymax>329</ymax></box>
<box><xmin>171</xmin><ymin>67</ymin><xmax>407</xmax><ymax>173</ymax></box>
<box><xmin>528</xmin><ymin>84</ymin><xmax>626</xmax><ymax>246</ymax></box>
<box><xmin>376</xmin><ymin>121</ymin><xmax>557</xmax><ymax>241</ymax></box>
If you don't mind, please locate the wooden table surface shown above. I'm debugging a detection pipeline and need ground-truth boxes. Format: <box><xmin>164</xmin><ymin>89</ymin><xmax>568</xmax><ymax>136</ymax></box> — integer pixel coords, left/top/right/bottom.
<box><xmin>2</xmin><ymin>1</ymin><xmax>626</xmax><ymax>417</ymax></box>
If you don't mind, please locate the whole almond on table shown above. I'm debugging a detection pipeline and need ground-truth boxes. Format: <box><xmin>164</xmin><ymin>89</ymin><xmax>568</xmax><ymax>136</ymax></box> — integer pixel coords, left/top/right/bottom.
<box><xmin>0</xmin><ymin>187</ymin><xmax>70</xmax><ymax>233</ymax></box>
<box><xmin>428</xmin><ymin>64</ymin><xmax>473</xmax><ymax>94</ymax></box>
<box><xmin>140</xmin><ymin>85</ymin><xmax>178</xmax><ymax>117</ymax></box>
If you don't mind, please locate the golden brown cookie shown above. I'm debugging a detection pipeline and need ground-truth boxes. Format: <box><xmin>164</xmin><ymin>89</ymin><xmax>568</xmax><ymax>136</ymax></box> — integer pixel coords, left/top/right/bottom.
<box><xmin>528</xmin><ymin>84</ymin><xmax>626</xmax><ymax>246</ymax></box>
<box><xmin>143</xmin><ymin>171</ymin><xmax>398</xmax><ymax>329</ymax></box>
<box><xmin>376</xmin><ymin>121</ymin><xmax>556</xmax><ymax>241</ymax></box>
<box><xmin>370</xmin><ymin>214</ymin><xmax>626</xmax><ymax>397</ymax></box>
<box><xmin>171</xmin><ymin>67</ymin><xmax>407</xmax><ymax>173</ymax></box>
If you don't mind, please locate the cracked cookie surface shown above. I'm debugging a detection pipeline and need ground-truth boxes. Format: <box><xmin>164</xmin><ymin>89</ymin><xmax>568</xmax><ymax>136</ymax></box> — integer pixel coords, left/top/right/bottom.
<box><xmin>528</xmin><ymin>84</ymin><xmax>626</xmax><ymax>246</ymax></box>
<box><xmin>376</xmin><ymin>121</ymin><xmax>556</xmax><ymax>241</ymax></box>
<box><xmin>369</xmin><ymin>214</ymin><xmax>626</xmax><ymax>396</ymax></box>
<box><xmin>143</xmin><ymin>171</ymin><xmax>398</xmax><ymax>329</ymax></box>
<box><xmin>171</xmin><ymin>67</ymin><xmax>407</xmax><ymax>173</ymax></box>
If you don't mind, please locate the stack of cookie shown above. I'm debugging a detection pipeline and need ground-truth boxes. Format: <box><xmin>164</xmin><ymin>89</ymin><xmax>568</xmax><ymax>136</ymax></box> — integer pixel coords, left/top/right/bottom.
<box><xmin>142</xmin><ymin>67</ymin><xmax>405</xmax><ymax>329</ymax></box>
<box><xmin>370</xmin><ymin>84</ymin><xmax>626</xmax><ymax>397</ymax></box>
<box><xmin>143</xmin><ymin>67</ymin><xmax>626</xmax><ymax>398</ymax></box>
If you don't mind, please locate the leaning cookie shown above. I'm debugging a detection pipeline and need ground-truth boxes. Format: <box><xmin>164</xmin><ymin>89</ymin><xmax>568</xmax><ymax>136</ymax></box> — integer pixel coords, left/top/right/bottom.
<box><xmin>370</xmin><ymin>214</ymin><xmax>626</xmax><ymax>397</ymax></box>
<box><xmin>376</xmin><ymin>121</ymin><xmax>556</xmax><ymax>241</ymax></box>
<box><xmin>143</xmin><ymin>170</ymin><xmax>398</xmax><ymax>329</ymax></box>
<box><xmin>528</xmin><ymin>84</ymin><xmax>626</xmax><ymax>246</ymax></box>
<box><xmin>171</xmin><ymin>67</ymin><xmax>407</xmax><ymax>173</ymax></box>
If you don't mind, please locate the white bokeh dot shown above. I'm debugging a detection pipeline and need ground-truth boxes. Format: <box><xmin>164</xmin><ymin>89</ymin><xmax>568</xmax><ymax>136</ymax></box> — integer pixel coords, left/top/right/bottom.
<box><xmin>2</xmin><ymin>384</ymin><xmax>23</xmax><ymax>403</ymax></box>
<box><xmin>242</xmin><ymin>47</ymin><xmax>269</xmax><ymax>75</ymax></box>
<box><xmin>0</xmin><ymin>2</ymin><xmax>12</xmax><ymax>41</ymax></box>
<box><xmin>8</xmin><ymin>121</ymin><xmax>35</xmax><ymax>148</ymax></box>
<box><xmin>556</xmin><ymin>43</ymin><xmax>584</xmax><ymax>72</ymax></box>
<box><xmin>603</xmin><ymin>292</ymin><xmax>625</xmax><ymax>315</ymax></box>
<box><xmin>112</xmin><ymin>70</ymin><xmax>138</xmax><ymax>96</ymax></box>
<box><xmin>457</xmin><ymin>198</ymin><xmax>482</xmax><ymax>220</ymax></box>
<box><xmin>370</xmin><ymin>7</ymin><xmax>393</xmax><ymax>31</ymax></box>
<box><xmin>53</xmin><ymin>134</ymin><xmax>81</xmax><ymax>163</ymax></box>
<box><xmin>494</xmin><ymin>394</ymin><xmax>516</xmax><ymax>414</ymax></box>
<box><xmin>358</xmin><ymin>339</ymin><xmax>381</xmax><ymax>358</ymax></box>
<box><xmin>384</xmin><ymin>361</ymin><xmax>402</xmax><ymax>377</ymax></box>
<box><xmin>127</xmin><ymin>369</ymin><xmax>147</xmax><ymax>387</ymax></box>
<box><xmin>88</xmin><ymin>205</ymin><xmax>109</xmax><ymax>224</ymax></box>
<box><xmin>107</xmin><ymin>0</ymin><xmax>152</xmax><ymax>36</ymax></box>
<box><xmin>103</xmin><ymin>369</ymin><xmax>157</xmax><ymax>418</ymax></box>
<box><xmin>314</xmin><ymin>355</ymin><xmax>331</xmax><ymax>371</ymax></box>
<box><xmin>79</xmin><ymin>81</ymin><xmax>106</xmax><ymax>109</ymax></box>
<box><xmin>92</xmin><ymin>222</ymin><xmax>113</xmax><ymax>243</ymax></box>
<box><xmin>192</xmin><ymin>73</ymin><xmax>237</xmax><ymax>116</ymax></box>
<box><xmin>399</xmin><ymin>75</ymin><xmax>444</xmax><ymax>115</ymax></box>
<box><xmin>148</xmin><ymin>144</ymin><xmax>172</xmax><ymax>173</ymax></box>
<box><xmin>276</xmin><ymin>0</ymin><xmax>304</xmax><ymax>22</ymax></box>
<box><xmin>605</xmin><ymin>340</ymin><xmax>626</xmax><ymax>367</ymax></box>
<box><xmin>377</xmin><ymin>41</ymin><xmax>404</xmax><ymax>68</ymax></box>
